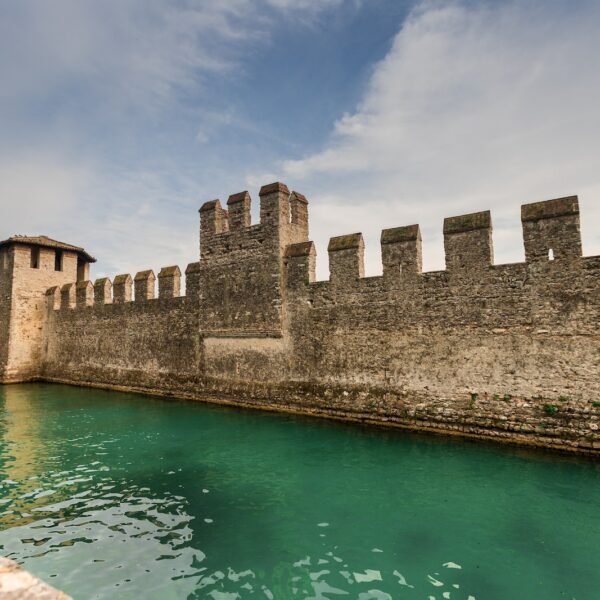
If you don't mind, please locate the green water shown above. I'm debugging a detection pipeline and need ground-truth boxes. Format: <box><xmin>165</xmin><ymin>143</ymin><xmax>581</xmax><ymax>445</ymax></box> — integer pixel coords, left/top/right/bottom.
<box><xmin>0</xmin><ymin>385</ymin><xmax>598</xmax><ymax>599</ymax></box>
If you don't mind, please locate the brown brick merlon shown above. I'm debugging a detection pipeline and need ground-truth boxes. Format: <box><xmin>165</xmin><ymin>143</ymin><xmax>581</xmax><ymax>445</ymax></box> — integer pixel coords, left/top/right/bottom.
<box><xmin>113</xmin><ymin>273</ymin><xmax>133</xmax><ymax>304</ymax></box>
<box><xmin>76</xmin><ymin>280</ymin><xmax>94</xmax><ymax>307</ymax></box>
<box><xmin>443</xmin><ymin>211</ymin><xmax>491</xmax><ymax>235</ymax></box>
<box><xmin>185</xmin><ymin>262</ymin><xmax>201</xmax><ymax>274</ymax></box>
<box><xmin>134</xmin><ymin>270</ymin><xmax>156</xmax><ymax>302</ymax></box>
<box><xmin>113</xmin><ymin>274</ymin><xmax>132</xmax><ymax>285</ymax></box>
<box><xmin>158</xmin><ymin>266</ymin><xmax>181</xmax><ymax>278</ymax></box>
<box><xmin>290</xmin><ymin>191</ymin><xmax>308</xmax><ymax>204</ymax></box>
<box><xmin>521</xmin><ymin>196</ymin><xmax>579</xmax><ymax>222</ymax></box>
<box><xmin>134</xmin><ymin>270</ymin><xmax>155</xmax><ymax>281</ymax></box>
<box><xmin>94</xmin><ymin>278</ymin><xmax>112</xmax><ymax>305</ymax></box>
<box><xmin>226</xmin><ymin>192</ymin><xmax>251</xmax><ymax>230</ymax></box>
<box><xmin>60</xmin><ymin>283</ymin><xmax>76</xmax><ymax>310</ymax></box>
<box><xmin>328</xmin><ymin>233</ymin><xmax>363</xmax><ymax>252</ymax></box>
<box><xmin>328</xmin><ymin>233</ymin><xmax>364</xmax><ymax>283</ymax></box>
<box><xmin>259</xmin><ymin>182</ymin><xmax>290</xmax><ymax>196</ymax></box>
<box><xmin>381</xmin><ymin>224</ymin><xmax>420</xmax><ymax>244</ymax></box>
<box><xmin>199</xmin><ymin>199</ymin><xmax>221</xmax><ymax>212</ymax></box>
<box><xmin>285</xmin><ymin>241</ymin><xmax>315</xmax><ymax>257</ymax></box>
<box><xmin>158</xmin><ymin>266</ymin><xmax>181</xmax><ymax>299</ymax></box>
<box><xmin>227</xmin><ymin>191</ymin><xmax>250</xmax><ymax>205</ymax></box>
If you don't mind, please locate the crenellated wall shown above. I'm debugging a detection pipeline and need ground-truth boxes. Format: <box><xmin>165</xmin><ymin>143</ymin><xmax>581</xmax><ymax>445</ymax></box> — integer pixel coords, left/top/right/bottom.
<box><xmin>197</xmin><ymin>183</ymin><xmax>308</xmax><ymax>334</ymax></box>
<box><xmin>42</xmin><ymin>265</ymin><xmax>201</xmax><ymax>391</ymax></box>
<box><xmin>8</xmin><ymin>187</ymin><xmax>600</xmax><ymax>454</ymax></box>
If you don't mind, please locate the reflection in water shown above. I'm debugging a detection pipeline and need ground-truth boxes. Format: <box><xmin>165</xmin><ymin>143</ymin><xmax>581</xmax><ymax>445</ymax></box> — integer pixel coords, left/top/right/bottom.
<box><xmin>1</xmin><ymin>385</ymin><xmax>48</xmax><ymax>484</ymax></box>
<box><xmin>2</xmin><ymin>469</ymin><xmax>475</xmax><ymax>599</ymax></box>
<box><xmin>0</xmin><ymin>384</ymin><xmax>599</xmax><ymax>599</ymax></box>
<box><xmin>191</xmin><ymin>547</ymin><xmax>470</xmax><ymax>599</ymax></box>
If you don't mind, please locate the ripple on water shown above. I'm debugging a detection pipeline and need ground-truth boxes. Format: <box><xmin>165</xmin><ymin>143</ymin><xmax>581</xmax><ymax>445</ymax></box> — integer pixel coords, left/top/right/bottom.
<box><xmin>1</xmin><ymin>384</ymin><xmax>599</xmax><ymax>599</ymax></box>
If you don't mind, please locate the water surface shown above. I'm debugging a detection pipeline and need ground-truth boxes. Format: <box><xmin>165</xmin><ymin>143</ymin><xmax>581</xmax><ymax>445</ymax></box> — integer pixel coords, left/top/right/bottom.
<box><xmin>0</xmin><ymin>384</ymin><xmax>598</xmax><ymax>599</ymax></box>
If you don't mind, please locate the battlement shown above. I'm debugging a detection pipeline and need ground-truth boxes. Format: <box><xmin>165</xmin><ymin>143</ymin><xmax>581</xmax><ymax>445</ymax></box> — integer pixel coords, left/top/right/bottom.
<box><xmin>381</xmin><ymin>224</ymin><xmax>422</xmax><ymax>278</ymax></box>
<box><xmin>4</xmin><ymin>183</ymin><xmax>599</xmax><ymax>455</ymax></box>
<box><xmin>46</xmin><ymin>263</ymin><xmax>196</xmax><ymax>311</ymax></box>
<box><xmin>199</xmin><ymin>182</ymin><xmax>309</xmax><ymax>260</ymax></box>
<box><xmin>521</xmin><ymin>195</ymin><xmax>581</xmax><ymax>261</ymax></box>
<box><xmin>38</xmin><ymin>192</ymin><xmax>591</xmax><ymax>314</ymax></box>
<box><xmin>328</xmin><ymin>233</ymin><xmax>365</xmax><ymax>285</ymax></box>
<box><xmin>285</xmin><ymin>195</ymin><xmax>588</xmax><ymax>291</ymax></box>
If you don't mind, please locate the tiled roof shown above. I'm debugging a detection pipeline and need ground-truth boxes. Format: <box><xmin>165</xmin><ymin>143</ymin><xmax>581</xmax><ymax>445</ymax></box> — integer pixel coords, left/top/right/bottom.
<box><xmin>0</xmin><ymin>235</ymin><xmax>96</xmax><ymax>263</ymax></box>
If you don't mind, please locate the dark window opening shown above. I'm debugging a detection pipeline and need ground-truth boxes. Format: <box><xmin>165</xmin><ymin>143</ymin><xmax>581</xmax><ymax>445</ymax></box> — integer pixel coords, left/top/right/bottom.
<box><xmin>30</xmin><ymin>247</ymin><xmax>40</xmax><ymax>269</ymax></box>
<box><xmin>55</xmin><ymin>250</ymin><xmax>63</xmax><ymax>271</ymax></box>
<box><xmin>77</xmin><ymin>258</ymin><xmax>88</xmax><ymax>282</ymax></box>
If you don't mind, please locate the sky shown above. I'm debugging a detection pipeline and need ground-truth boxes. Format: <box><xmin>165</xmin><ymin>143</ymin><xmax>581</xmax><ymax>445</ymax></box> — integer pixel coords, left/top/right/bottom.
<box><xmin>1</xmin><ymin>0</ymin><xmax>599</xmax><ymax>280</ymax></box>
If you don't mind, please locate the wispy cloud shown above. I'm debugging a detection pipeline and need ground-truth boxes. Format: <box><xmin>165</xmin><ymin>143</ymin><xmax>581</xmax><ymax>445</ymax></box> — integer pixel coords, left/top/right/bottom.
<box><xmin>2</xmin><ymin>0</ymin><xmax>598</xmax><ymax>284</ymax></box>
<box><xmin>0</xmin><ymin>155</ymin><xmax>91</xmax><ymax>238</ymax></box>
<box><xmin>280</xmin><ymin>0</ymin><xmax>600</xmax><ymax>276</ymax></box>
<box><xmin>0</xmin><ymin>0</ymin><xmax>348</xmax><ymax>276</ymax></box>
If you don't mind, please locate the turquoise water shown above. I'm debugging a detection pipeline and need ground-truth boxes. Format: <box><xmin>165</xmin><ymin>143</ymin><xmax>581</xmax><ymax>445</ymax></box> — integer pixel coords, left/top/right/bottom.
<box><xmin>0</xmin><ymin>385</ymin><xmax>598</xmax><ymax>599</ymax></box>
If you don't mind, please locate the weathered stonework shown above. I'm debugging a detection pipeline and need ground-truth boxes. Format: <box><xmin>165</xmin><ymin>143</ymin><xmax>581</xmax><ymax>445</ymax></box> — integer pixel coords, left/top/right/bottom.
<box><xmin>1</xmin><ymin>188</ymin><xmax>599</xmax><ymax>455</ymax></box>
<box><xmin>0</xmin><ymin>237</ymin><xmax>94</xmax><ymax>382</ymax></box>
<box><xmin>0</xmin><ymin>557</ymin><xmax>70</xmax><ymax>599</ymax></box>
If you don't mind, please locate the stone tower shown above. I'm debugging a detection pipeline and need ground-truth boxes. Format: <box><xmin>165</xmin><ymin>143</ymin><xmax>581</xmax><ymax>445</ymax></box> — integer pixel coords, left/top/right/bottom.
<box><xmin>198</xmin><ymin>182</ymin><xmax>309</xmax><ymax>334</ymax></box>
<box><xmin>0</xmin><ymin>236</ymin><xmax>95</xmax><ymax>382</ymax></box>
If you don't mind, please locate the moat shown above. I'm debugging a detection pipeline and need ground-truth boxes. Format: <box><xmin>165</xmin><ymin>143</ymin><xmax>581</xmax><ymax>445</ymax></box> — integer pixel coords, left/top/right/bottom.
<box><xmin>0</xmin><ymin>385</ymin><xmax>598</xmax><ymax>599</ymax></box>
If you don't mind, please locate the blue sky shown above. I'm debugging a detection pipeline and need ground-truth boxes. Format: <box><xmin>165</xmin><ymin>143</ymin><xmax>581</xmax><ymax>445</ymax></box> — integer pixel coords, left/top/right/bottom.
<box><xmin>1</xmin><ymin>0</ymin><xmax>599</xmax><ymax>279</ymax></box>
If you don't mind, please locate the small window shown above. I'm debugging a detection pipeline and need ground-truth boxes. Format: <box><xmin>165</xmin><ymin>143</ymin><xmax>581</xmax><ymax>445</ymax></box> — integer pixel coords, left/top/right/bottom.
<box><xmin>55</xmin><ymin>250</ymin><xmax>63</xmax><ymax>272</ymax></box>
<box><xmin>548</xmin><ymin>248</ymin><xmax>554</xmax><ymax>261</ymax></box>
<box><xmin>30</xmin><ymin>247</ymin><xmax>40</xmax><ymax>269</ymax></box>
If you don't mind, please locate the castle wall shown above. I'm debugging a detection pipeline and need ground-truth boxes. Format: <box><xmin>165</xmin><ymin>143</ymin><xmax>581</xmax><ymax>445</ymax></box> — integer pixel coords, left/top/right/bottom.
<box><xmin>274</xmin><ymin>196</ymin><xmax>600</xmax><ymax>452</ymax></box>
<box><xmin>8</xmin><ymin>188</ymin><xmax>600</xmax><ymax>454</ymax></box>
<box><xmin>42</xmin><ymin>270</ymin><xmax>201</xmax><ymax>393</ymax></box>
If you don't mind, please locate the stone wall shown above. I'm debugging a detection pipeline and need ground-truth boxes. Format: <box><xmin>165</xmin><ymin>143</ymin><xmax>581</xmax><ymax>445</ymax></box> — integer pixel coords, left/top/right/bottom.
<box><xmin>0</xmin><ymin>246</ymin><xmax>14</xmax><ymax>380</ymax></box>
<box><xmin>198</xmin><ymin>183</ymin><xmax>307</xmax><ymax>335</ymax></box>
<box><xmin>7</xmin><ymin>187</ymin><xmax>600</xmax><ymax>454</ymax></box>
<box><xmin>0</xmin><ymin>245</ymin><xmax>80</xmax><ymax>382</ymax></box>
<box><xmin>42</xmin><ymin>270</ymin><xmax>201</xmax><ymax>394</ymax></box>
<box><xmin>281</xmin><ymin>217</ymin><xmax>600</xmax><ymax>453</ymax></box>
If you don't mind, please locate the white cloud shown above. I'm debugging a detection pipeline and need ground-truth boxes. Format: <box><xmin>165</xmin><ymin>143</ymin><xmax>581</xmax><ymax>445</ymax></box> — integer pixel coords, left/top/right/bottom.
<box><xmin>0</xmin><ymin>0</ymin><xmax>345</xmax><ymax>112</ymax></box>
<box><xmin>281</xmin><ymin>0</ymin><xmax>600</xmax><ymax>277</ymax></box>
<box><xmin>76</xmin><ymin>166</ymin><xmax>201</xmax><ymax>278</ymax></box>
<box><xmin>0</xmin><ymin>0</ymin><xmax>348</xmax><ymax>278</ymax></box>
<box><xmin>0</xmin><ymin>156</ymin><xmax>91</xmax><ymax>240</ymax></box>
<box><xmin>3</xmin><ymin>0</ymin><xmax>599</xmax><ymax>286</ymax></box>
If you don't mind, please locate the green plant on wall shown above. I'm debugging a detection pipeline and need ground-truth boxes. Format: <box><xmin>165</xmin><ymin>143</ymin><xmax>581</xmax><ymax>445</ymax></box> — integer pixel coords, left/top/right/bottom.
<box><xmin>543</xmin><ymin>404</ymin><xmax>559</xmax><ymax>416</ymax></box>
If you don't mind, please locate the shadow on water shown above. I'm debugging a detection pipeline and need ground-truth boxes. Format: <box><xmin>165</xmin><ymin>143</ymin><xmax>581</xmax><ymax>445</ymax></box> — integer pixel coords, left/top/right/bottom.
<box><xmin>0</xmin><ymin>383</ymin><xmax>599</xmax><ymax>599</ymax></box>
